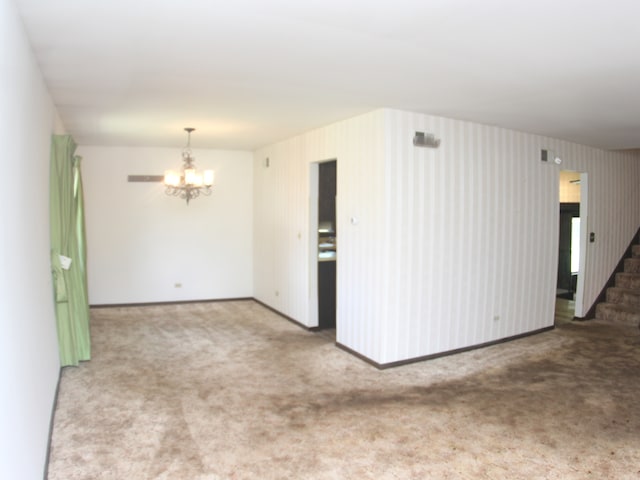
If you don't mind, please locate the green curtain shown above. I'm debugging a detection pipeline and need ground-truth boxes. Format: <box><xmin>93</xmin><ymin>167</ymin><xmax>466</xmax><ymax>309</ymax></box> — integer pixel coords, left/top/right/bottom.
<box><xmin>50</xmin><ymin>135</ymin><xmax>91</xmax><ymax>366</ymax></box>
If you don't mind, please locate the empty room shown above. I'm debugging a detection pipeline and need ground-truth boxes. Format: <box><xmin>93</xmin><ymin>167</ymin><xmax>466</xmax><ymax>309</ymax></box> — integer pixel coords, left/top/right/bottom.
<box><xmin>2</xmin><ymin>0</ymin><xmax>640</xmax><ymax>479</ymax></box>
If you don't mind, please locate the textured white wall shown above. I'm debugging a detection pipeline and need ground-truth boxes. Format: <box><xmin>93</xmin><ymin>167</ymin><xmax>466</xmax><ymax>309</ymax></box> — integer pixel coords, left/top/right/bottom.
<box><xmin>0</xmin><ymin>0</ymin><xmax>62</xmax><ymax>478</ymax></box>
<box><xmin>81</xmin><ymin>146</ymin><xmax>253</xmax><ymax>305</ymax></box>
<box><xmin>254</xmin><ymin>108</ymin><xmax>640</xmax><ymax>365</ymax></box>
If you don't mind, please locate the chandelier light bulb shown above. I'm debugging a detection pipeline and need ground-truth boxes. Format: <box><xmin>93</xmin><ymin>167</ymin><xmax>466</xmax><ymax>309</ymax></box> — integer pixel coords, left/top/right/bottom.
<box><xmin>184</xmin><ymin>168</ymin><xmax>196</xmax><ymax>185</ymax></box>
<box><xmin>164</xmin><ymin>170</ymin><xmax>180</xmax><ymax>187</ymax></box>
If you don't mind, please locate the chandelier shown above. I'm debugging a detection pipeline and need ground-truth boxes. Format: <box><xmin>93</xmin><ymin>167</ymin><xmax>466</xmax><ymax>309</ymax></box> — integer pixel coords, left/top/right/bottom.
<box><xmin>164</xmin><ymin>127</ymin><xmax>214</xmax><ymax>205</ymax></box>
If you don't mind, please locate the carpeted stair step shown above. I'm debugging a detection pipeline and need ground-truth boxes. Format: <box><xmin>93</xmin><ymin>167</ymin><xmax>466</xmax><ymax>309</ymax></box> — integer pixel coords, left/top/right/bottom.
<box><xmin>595</xmin><ymin>302</ymin><xmax>640</xmax><ymax>326</ymax></box>
<box><xmin>623</xmin><ymin>257</ymin><xmax>640</xmax><ymax>273</ymax></box>
<box><xmin>606</xmin><ymin>287</ymin><xmax>640</xmax><ymax>308</ymax></box>
<box><xmin>615</xmin><ymin>272</ymin><xmax>640</xmax><ymax>290</ymax></box>
<box><xmin>632</xmin><ymin>244</ymin><xmax>640</xmax><ymax>258</ymax></box>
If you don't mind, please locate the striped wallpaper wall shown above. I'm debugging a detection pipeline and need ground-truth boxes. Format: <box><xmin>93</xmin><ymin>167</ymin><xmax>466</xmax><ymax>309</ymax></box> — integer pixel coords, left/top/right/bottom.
<box><xmin>254</xmin><ymin>108</ymin><xmax>640</xmax><ymax>365</ymax></box>
<box><xmin>254</xmin><ymin>111</ymin><xmax>388</xmax><ymax>361</ymax></box>
<box><xmin>383</xmin><ymin>111</ymin><xmax>562</xmax><ymax>363</ymax></box>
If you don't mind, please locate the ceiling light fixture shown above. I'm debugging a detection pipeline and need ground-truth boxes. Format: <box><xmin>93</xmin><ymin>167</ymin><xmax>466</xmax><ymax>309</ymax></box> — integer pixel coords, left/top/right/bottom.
<box><xmin>164</xmin><ymin>127</ymin><xmax>214</xmax><ymax>205</ymax></box>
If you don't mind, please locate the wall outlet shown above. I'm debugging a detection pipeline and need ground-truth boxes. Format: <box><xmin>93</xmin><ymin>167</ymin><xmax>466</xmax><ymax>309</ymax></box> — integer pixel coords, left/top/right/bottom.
<box><xmin>174</xmin><ymin>283</ymin><xmax>182</xmax><ymax>288</ymax></box>
<box><xmin>493</xmin><ymin>315</ymin><xmax>500</xmax><ymax>322</ymax></box>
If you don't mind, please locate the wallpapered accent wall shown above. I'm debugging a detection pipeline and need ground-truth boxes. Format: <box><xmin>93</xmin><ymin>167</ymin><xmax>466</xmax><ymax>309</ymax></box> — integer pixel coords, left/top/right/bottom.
<box><xmin>254</xmin><ymin>108</ymin><xmax>640</xmax><ymax>365</ymax></box>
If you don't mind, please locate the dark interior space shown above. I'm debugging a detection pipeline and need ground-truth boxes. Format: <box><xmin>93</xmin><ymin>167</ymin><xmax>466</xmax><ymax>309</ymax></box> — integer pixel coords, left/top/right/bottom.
<box><xmin>318</xmin><ymin>160</ymin><xmax>337</xmax><ymax>329</ymax></box>
<box><xmin>557</xmin><ymin>202</ymin><xmax>580</xmax><ymax>300</ymax></box>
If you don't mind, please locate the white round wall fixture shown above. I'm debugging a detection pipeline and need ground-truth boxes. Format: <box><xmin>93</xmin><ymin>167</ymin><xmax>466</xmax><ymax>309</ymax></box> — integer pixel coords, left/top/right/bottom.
<box><xmin>554</xmin><ymin>156</ymin><xmax>562</xmax><ymax>165</ymax></box>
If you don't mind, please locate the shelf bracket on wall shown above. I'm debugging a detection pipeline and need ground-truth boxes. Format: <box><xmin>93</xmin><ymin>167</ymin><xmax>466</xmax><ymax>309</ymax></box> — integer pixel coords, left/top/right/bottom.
<box><xmin>127</xmin><ymin>175</ymin><xmax>164</xmax><ymax>182</ymax></box>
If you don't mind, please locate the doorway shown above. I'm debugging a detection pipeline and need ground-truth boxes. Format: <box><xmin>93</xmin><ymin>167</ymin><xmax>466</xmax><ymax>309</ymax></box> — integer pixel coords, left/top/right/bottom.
<box><xmin>556</xmin><ymin>170</ymin><xmax>588</xmax><ymax>323</ymax></box>
<box><xmin>309</xmin><ymin>159</ymin><xmax>337</xmax><ymax>330</ymax></box>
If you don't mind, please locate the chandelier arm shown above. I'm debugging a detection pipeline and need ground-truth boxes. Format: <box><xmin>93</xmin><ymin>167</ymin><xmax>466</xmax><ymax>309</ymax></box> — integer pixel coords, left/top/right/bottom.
<box><xmin>165</xmin><ymin>186</ymin><xmax>180</xmax><ymax>197</ymax></box>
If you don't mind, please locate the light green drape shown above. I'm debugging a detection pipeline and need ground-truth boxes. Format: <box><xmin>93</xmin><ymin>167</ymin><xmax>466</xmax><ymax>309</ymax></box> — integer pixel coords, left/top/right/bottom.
<box><xmin>50</xmin><ymin>135</ymin><xmax>91</xmax><ymax>366</ymax></box>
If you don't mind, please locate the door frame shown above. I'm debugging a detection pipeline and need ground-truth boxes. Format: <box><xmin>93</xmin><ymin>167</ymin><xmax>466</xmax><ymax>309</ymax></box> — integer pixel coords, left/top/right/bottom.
<box><xmin>557</xmin><ymin>170</ymin><xmax>588</xmax><ymax>318</ymax></box>
<box><xmin>308</xmin><ymin>158</ymin><xmax>337</xmax><ymax>329</ymax></box>
<box><xmin>574</xmin><ymin>172</ymin><xmax>588</xmax><ymax>317</ymax></box>
<box><xmin>308</xmin><ymin>162</ymin><xmax>319</xmax><ymax>328</ymax></box>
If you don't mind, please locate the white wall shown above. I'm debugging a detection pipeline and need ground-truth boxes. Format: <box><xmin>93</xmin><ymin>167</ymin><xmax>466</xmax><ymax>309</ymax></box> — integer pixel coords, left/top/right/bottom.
<box><xmin>80</xmin><ymin>146</ymin><xmax>253</xmax><ymax>305</ymax></box>
<box><xmin>0</xmin><ymin>0</ymin><xmax>62</xmax><ymax>478</ymax></box>
<box><xmin>254</xmin><ymin>111</ymin><xmax>388</xmax><ymax>360</ymax></box>
<box><xmin>382</xmin><ymin>110</ymin><xmax>560</xmax><ymax>363</ymax></box>
<box><xmin>380</xmin><ymin>109</ymin><xmax>639</xmax><ymax>363</ymax></box>
<box><xmin>253</xmin><ymin>108</ymin><xmax>640</xmax><ymax>365</ymax></box>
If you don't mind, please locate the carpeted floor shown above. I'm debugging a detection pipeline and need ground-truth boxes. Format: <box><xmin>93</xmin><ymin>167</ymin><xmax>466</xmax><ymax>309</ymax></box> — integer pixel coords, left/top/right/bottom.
<box><xmin>48</xmin><ymin>300</ymin><xmax>640</xmax><ymax>479</ymax></box>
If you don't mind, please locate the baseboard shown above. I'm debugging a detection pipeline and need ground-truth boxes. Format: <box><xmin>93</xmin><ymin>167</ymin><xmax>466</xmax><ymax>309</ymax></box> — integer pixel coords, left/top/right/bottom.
<box><xmin>334</xmin><ymin>342</ymin><xmax>381</xmax><ymax>368</ymax></box>
<box><xmin>339</xmin><ymin>326</ymin><xmax>555</xmax><ymax>370</ymax></box>
<box><xmin>251</xmin><ymin>299</ymin><xmax>315</xmax><ymax>331</ymax></box>
<box><xmin>90</xmin><ymin>297</ymin><xmax>317</xmax><ymax>332</ymax></box>
<box><xmin>43</xmin><ymin>368</ymin><xmax>62</xmax><ymax>480</ymax></box>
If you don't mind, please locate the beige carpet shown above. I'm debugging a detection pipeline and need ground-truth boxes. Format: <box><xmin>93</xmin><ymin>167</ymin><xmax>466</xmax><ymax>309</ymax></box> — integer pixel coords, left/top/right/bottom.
<box><xmin>48</xmin><ymin>300</ymin><xmax>640</xmax><ymax>479</ymax></box>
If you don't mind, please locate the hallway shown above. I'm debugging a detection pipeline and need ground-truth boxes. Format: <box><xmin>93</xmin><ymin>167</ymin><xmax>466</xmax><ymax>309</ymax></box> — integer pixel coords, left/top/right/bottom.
<box><xmin>555</xmin><ymin>297</ymin><xmax>576</xmax><ymax>326</ymax></box>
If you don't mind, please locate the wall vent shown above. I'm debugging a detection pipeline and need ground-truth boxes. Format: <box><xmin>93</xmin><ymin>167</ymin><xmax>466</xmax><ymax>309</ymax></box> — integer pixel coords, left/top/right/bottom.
<box><xmin>541</xmin><ymin>149</ymin><xmax>549</xmax><ymax>162</ymax></box>
<box><xmin>413</xmin><ymin>131</ymin><xmax>441</xmax><ymax>148</ymax></box>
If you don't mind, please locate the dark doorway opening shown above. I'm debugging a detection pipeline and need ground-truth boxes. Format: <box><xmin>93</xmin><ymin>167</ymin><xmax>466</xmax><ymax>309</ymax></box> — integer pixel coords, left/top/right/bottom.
<box><xmin>318</xmin><ymin>160</ymin><xmax>336</xmax><ymax>329</ymax></box>
<box><xmin>557</xmin><ymin>202</ymin><xmax>580</xmax><ymax>300</ymax></box>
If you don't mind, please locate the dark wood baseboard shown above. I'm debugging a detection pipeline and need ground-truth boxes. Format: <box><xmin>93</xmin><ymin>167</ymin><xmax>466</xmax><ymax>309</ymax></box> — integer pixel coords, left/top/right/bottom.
<box><xmin>251</xmin><ymin>299</ymin><xmax>316</xmax><ymax>331</ymax></box>
<box><xmin>334</xmin><ymin>342</ymin><xmax>381</xmax><ymax>368</ymax></box>
<box><xmin>43</xmin><ymin>368</ymin><xmax>62</xmax><ymax>480</ymax></box>
<box><xmin>90</xmin><ymin>296</ymin><xmax>318</xmax><ymax>332</ymax></box>
<box><xmin>339</xmin><ymin>326</ymin><xmax>555</xmax><ymax>370</ymax></box>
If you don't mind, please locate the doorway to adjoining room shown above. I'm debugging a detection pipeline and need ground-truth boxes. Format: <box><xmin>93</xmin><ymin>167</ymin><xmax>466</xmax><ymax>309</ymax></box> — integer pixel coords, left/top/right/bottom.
<box><xmin>317</xmin><ymin>160</ymin><xmax>336</xmax><ymax>330</ymax></box>
<box><xmin>556</xmin><ymin>170</ymin><xmax>587</xmax><ymax>325</ymax></box>
<box><xmin>309</xmin><ymin>159</ymin><xmax>337</xmax><ymax>333</ymax></box>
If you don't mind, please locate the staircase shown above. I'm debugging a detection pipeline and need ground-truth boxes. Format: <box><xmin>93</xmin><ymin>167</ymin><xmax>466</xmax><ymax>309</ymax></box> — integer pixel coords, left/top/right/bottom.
<box><xmin>595</xmin><ymin>244</ymin><xmax>640</xmax><ymax>328</ymax></box>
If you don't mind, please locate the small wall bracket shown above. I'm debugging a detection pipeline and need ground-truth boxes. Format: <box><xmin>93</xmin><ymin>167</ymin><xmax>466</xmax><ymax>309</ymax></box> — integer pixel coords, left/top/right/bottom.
<box><xmin>127</xmin><ymin>175</ymin><xmax>164</xmax><ymax>182</ymax></box>
<box><xmin>541</xmin><ymin>149</ymin><xmax>562</xmax><ymax>165</ymax></box>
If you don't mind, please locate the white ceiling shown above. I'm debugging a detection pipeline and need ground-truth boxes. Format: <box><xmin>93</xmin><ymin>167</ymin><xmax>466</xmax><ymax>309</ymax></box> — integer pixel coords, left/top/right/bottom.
<box><xmin>14</xmin><ymin>0</ymin><xmax>640</xmax><ymax>151</ymax></box>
